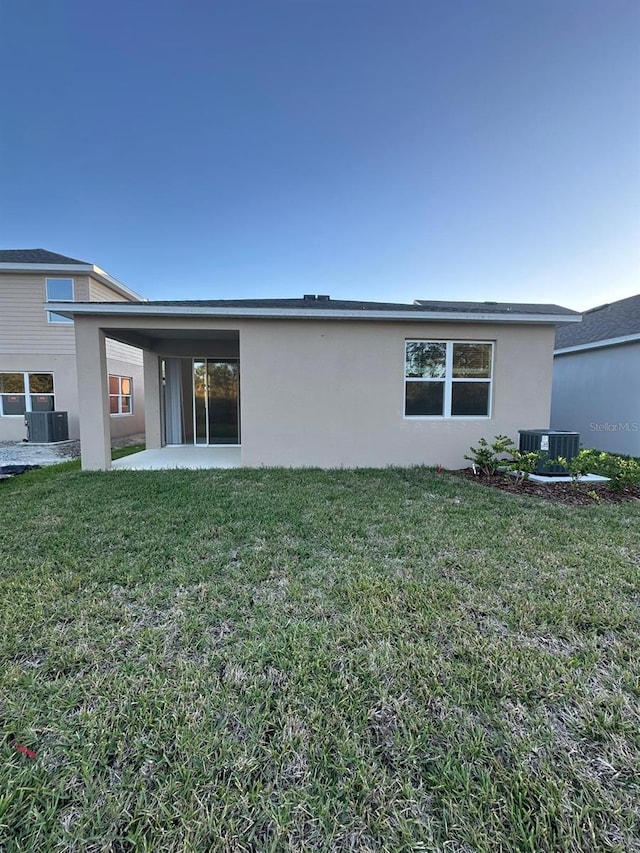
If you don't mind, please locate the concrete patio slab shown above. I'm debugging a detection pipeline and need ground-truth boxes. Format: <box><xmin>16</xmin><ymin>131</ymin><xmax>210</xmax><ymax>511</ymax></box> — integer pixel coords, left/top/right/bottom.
<box><xmin>111</xmin><ymin>445</ymin><xmax>241</xmax><ymax>470</ymax></box>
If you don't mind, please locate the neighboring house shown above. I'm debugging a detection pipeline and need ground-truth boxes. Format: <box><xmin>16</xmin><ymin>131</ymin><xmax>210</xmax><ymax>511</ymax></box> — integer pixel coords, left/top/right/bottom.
<box><xmin>46</xmin><ymin>294</ymin><xmax>579</xmax><ymax>470</ymax></box>
<box><xmin>0</xmin><ymin>249</ymin><xmax>145</xmax><ymax>442</ymax></box>
<box><xmin>551</xmin><ymin>294</ymin><xmax>640</xmax><ymax>456</ymax></box>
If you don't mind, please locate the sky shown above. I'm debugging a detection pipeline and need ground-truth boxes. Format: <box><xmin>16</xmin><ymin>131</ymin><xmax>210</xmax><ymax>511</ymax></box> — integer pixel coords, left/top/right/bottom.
<box><xmin>1</xmin><ymin>0</ymin><xmax>639</xmax><ymax>310</ymax></box>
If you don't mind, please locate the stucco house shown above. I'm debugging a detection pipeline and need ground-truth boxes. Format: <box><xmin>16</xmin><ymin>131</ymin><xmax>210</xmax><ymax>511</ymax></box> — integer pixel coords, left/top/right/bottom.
<box><xmin>551</xmin><ymin>294</ymin><xmax>640</xmax><ymax>456</ymax></box>
<box><xmin>0</xmin><ymin>249</ymin><xmax>145</xmax><ymax>442</ymax></box>
<box><xmin>46</xmin><ymin>294</ymin><xmax>580</xmax><ymax>470</ymax></box>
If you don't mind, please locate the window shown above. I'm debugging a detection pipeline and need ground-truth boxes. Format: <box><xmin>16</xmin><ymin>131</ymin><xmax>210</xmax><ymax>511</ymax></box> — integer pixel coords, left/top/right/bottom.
<box><xmin>46</xmin><ymin>278</ymin><xmax>74</xmax><ymax>323</ymax></box>
<box><xmin>0</xmin><ymin>373</ymin><xmax>55</xmax><ymax>416</ymax></box>
<box><xmin>405</xmin><ymin>341</ymin><xmax>493</xmax><ymax>417</ymax></box>
<box><xmin>109</xmin><ymin>375</ymin><xmax>133</xmax><ymax>415</ymax></box>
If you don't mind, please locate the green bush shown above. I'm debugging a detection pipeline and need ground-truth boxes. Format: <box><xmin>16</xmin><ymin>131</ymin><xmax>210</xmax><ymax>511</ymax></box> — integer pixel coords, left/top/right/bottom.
<box><xmin>465</xmin><ymin>436</ymin><xmax>544</xmax><ymax>484</ymax></box>
<box><xmin>505</xmin><ymin>449</ymin><xmax>542</xmax><ymax>484</ymax></box>
<box><xmin>467</xmin><ymin>438</ymin><xmax>640</xmax><ymax>492</ymax></box>
<box><xmin>567</xmin><ymin>449</ymin><xmax>640</xmax><ymax>492</ymax></box>
<box><xmin>464</xmin><ymin>435</ymin><xmax>516</xmax><ymax>477</ymax></box>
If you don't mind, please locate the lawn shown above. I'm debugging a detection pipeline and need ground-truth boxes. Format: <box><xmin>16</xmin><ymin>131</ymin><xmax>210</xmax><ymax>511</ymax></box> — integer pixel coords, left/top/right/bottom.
<box><xmin>0</xmin><ymin>466</ymin><xmax>638</xmax><ymax>852</ymax></box>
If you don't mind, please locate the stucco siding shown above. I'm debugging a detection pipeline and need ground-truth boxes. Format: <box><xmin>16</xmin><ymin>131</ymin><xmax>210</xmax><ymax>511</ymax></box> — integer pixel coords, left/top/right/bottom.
<box><xmin>0</xmin><ymin>353</ymin><xmax>79</xmax><ymax>440</ymax></box>
<box><xmin>239</xmin><ymin>320</ymin><xmax>556</xmax><ymax>468</ymax></box>
<box><xmin>0</xmin><ymin>351</ymin><xmax>145</xmax><ymax>442</ymax></box>
<box><xmin>73</xmin><ymin>314</ymin><xmax>556</xmax><ymax>469</ymax></box>
<box><xmin>552</xmin><ymin>343</ymin><xmax>640</xmax><ymax>455</ymax></box>
<box><xmin>106</xmin><ymin>356</ymin><xmax>145</xmax><ymax>438</ymax></box>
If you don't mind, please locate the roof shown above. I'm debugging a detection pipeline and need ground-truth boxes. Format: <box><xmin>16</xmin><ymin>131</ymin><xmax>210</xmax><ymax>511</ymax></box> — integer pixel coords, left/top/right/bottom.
<box><xmin>47</xmin><ymin>296</ymin><xmax>581</xmax><ymax>324</ymax></box>
<box><xmin>0</xmin><ymin>248</ymin><xmax>89</xmax><ymax>265</ymax></box>
<box><xmin>90</xmin><ymin>297</ymin><xmax>579</xmax><ymax>315</ymax></box>
<box><xmin>415</xmin><ymin>299</ymin><xmax>577</xmax><ymax>316</ymax></box>
<box><xmin>555</xmin><ymin>294</ymin><xmax>640</xmax><ymax>351</ymax></box>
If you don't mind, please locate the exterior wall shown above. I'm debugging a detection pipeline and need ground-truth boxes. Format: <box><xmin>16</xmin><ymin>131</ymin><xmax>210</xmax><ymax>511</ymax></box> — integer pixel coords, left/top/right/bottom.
<box><xmin>73</xmin><ymin>314</ymin><xmax>556</xmax><ymax>469</ymax></box>
<box><xmin>88</xmin><ymin>279</ymin><xmax>130</xmax><ymax>302</ymax></box>
<box><xmin>91</xmin><ymin>274</ymin><xmax>144</xmax><ymax>368</ymax></box>
<box><xmin>105</xmin><ymin>355</ymin><xmax>145</xmax><ymax>438</ymax></box>
<box><xmin>240</xmin><ymin>320</ymin><xmax>556</xmax><ymax>468</ymax></box>
<box><xmin>76</xmin><ymin>324</ymin><xmax>111</xmax><ymax>468</ymax></box>
<box><xmin>551</xmin><ymin>343</ymin><xmax>640</xmax><ymax>456</ymax></box>
<box><xmin>0</xmin><ymin>273</ymin><xmax>90</xmax><ymax>355</ymax></box>
<box><xmin>0</xmin><ymin>270</ymin><xmax>144</xmax><ymax>442</ymax></box>
<box><xmin>0</xmin><ymin>353</ymin><xmax>79</xmax><ymax>441</ymax></box>
<box><xmin>106</xmin><ymin>337</ymin><xmax>144</xmax><ymax>365</ymax></box>
<box><xmin>0</xmin><ymin>351</ymin><xmax>143</xmax><ymax>441</ymax></box>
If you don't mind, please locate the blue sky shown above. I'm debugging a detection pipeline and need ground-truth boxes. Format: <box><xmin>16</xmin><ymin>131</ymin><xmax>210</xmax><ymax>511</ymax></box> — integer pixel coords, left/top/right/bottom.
<box><xmin>1</xmin><ymin>0</ymin><xmax>638</xmax><ymax>309</ymax></box>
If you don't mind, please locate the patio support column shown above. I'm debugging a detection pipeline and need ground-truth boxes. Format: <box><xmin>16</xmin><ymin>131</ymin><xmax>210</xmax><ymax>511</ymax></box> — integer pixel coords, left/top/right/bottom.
<box><xmin>75</xmin><ymin>318</ymin><xmax>111</xmax><ymax>471</ymax></box>
<box><xmin>143</xmin><ymin>350</ymin><xmax>162</xmax><ymax>450</ymax></box>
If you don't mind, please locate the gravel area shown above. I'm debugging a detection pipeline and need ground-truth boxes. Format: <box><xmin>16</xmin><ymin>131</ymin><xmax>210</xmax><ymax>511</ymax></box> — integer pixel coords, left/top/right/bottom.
<box><xmin>0</xmin><ymin>433</ymin><xmax>145</xmax><ymax>467</ymax></box>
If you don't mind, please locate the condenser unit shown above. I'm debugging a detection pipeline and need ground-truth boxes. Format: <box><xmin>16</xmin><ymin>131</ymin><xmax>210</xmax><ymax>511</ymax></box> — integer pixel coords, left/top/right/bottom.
<box><xmin>25</xmin><ymin>411</ymin><xmax>69</xmax><ymax>443</ymax></box>
<box><xmin>518</xmin><ymin>429</ymin><xmax>580</xmax><ymax>474</ymax></box>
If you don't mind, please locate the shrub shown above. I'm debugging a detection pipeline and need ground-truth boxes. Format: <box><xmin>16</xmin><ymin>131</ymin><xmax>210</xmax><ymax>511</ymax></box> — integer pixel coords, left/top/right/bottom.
<box><xmin>464</xmin><ymin>435</ymin><xmax>515</xmax><ymax>477</ymax></box>
<box><xmin>505</xmin><ymin>449</ymin><xmax>542</xmax><ymax>484</ymax></box>
<box><xmin>566</xmin><ymin>449</ymin><xmax>640</xmax><ymax>492</ymax></box>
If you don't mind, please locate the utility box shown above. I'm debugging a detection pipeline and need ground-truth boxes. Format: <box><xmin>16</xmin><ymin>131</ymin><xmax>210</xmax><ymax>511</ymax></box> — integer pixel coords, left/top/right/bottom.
<box><xmin>518</xmin><ymin>429</ymin><xmax>580</xmax><ymax>474</ymax></box>
<box><xmin>25</xmin><ymin>411</ymin><xmax>69</xmax><ymax>443</ymax></box>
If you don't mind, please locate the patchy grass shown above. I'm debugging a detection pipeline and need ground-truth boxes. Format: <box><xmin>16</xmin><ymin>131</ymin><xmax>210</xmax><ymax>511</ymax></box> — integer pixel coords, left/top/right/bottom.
<box><xmin>111</xmin><ymin>443</ymin><xmax>146</xmax><ymax>459</ymax></box>
<box><xmin>0</xmin><ymin>466</ymin><xmax>639</xmax><ymax>852</ymax></box>
<box><xmin>17</xmin><ymin>444</ymin><xmax>146</xmax><ymax>482</ymax></box>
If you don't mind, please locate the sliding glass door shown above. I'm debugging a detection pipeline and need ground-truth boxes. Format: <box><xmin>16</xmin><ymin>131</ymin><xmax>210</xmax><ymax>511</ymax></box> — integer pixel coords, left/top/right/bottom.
<box><xmin>193</xmin><ymin>359</ymin><xmax>240</xmax><ymax>445</ymax></box>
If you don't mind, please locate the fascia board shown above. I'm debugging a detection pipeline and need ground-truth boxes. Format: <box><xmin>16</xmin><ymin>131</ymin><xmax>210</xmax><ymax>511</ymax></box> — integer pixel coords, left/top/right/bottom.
<box><xmin>45</xmin><ymin>302</ymin><xmax>582</xmax><ymax>324</ymax></box>
<box><xmin>554</xmin><ymin>332</ymin><xmax>640</xmax><ymax>355</ymax></box>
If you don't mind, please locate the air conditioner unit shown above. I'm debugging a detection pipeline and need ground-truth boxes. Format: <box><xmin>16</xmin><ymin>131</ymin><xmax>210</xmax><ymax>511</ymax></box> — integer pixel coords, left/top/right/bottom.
<box><xmin>25</xmin><ymin>411</ymin><xmax>69</xmax><ymax>443</ymax></box>
<box><xmin>518</xmin><ymin>429</ymin><xmax>580</xmax><ymax>474</ymax></box>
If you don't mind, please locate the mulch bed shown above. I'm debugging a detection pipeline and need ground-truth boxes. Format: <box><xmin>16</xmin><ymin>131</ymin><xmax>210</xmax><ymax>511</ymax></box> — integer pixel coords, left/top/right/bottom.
<box><xmin>453</xmin><ymin>468</ymin><xmax>640</xmax><ymax>505</ymax></box>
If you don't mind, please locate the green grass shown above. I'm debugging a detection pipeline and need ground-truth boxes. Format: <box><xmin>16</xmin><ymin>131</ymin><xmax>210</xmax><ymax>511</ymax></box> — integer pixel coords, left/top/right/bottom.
<box><xmin>17</xmin><ymin>444</ymin><xmax>146</xmax><ymax>482</ymax></box>
<box><xmin>0</xmin><ymin>466</ymin><xmax>638</xmax><ymax>852</ymax></box>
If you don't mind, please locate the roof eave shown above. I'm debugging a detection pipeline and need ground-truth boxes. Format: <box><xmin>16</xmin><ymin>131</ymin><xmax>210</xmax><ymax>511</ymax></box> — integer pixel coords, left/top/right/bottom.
<box><xmin>554</xmin><ymin>332</ymin><xmax>640</xmax><ymax>355</ymax></box>
<box><xmin>46</xmin><ymin>302</ymin><xmax>582</xmax><ymax>324</ymax></box>
<box><xmin>0</xmin><ymin>263</ymin><xmax>144</xmax><ymax>301</ymax></box>
<box><xmin>90</xmin><ymin>265</ymin><xmax>145</xmax><ymax>302</ymax></box>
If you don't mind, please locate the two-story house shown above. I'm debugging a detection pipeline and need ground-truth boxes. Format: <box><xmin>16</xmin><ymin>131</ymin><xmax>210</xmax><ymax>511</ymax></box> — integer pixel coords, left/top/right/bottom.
<box><xmin>0</xmin><ymin>249</ymin><xmax>145</xmax><ymax>442</ymax></box>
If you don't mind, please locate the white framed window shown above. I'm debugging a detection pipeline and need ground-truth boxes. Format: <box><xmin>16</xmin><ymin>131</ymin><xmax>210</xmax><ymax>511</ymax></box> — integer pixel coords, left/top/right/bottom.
<box><xmin>404</xmin><ymin>341</ymin><xmax>493</xmax><ymax>418</ymax></box>
<box><xmin>109</xmin><ymin>375</ymin><xmax>133</xmax><ymax>416</ymax></box>
<box><xmin>46</xmin><ymin>278</ymin><xmax>75</xmax><ymax>323</ymax></box>
<box><xmin>0</xmin><ymin>372</ymin><xmax>55</xmax><ymax>416</ymax></box>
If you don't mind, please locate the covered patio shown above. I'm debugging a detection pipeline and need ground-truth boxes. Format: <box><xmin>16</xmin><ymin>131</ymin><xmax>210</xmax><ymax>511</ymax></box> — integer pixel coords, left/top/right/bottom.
<box><xmin>70</xmin><ymin>314</ymin><xmax>245</xmax><ymax>470</ymax></box>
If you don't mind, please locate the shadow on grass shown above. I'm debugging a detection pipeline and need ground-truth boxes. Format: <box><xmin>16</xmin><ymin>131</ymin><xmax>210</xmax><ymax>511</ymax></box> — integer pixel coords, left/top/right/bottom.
<box><xmin>1</xmin><ymin>444</ymin><xmax>146</xmax><ymax>483</ymax></box>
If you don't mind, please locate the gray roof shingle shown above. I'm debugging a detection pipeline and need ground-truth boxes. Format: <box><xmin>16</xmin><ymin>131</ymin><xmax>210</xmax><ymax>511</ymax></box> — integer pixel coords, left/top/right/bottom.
<box><xmin>0</xmin><ymin>248</ymin><xmax>89</xmax><ymax>265</ymax></box>
<box><xmin>414</xmin><ymin>299</ymin><xmax>577</xmax><ymax>316</ymax></box>
<box><xmin>104</xmin><ymin>297</ymin><xmax>577</xmax><ymax>316</ymax></box>
<box><xmin>555</xmin><ymin>294</ymin><xmax>640</xmax><ymax>349</ymax></box>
